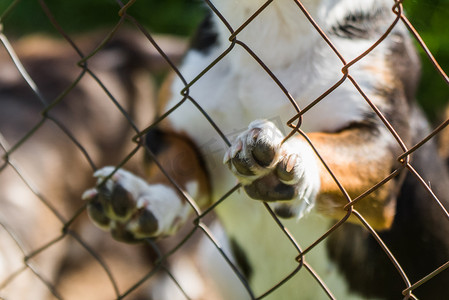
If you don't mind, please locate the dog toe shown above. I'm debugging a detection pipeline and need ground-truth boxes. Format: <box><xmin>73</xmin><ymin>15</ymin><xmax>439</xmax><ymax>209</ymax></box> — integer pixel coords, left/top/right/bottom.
<box><xmin>85</xmin><ymin>193</ymin><xmax>112</xmax><ymax>229</ymax></box>
<box><xmin>276</xmin><ymin>154</ymin><xmax>300</xmax><ymax>183</ymax></box>
<box><xmin>251</xmin><ymin>135</ymin><xmax>277</xmax><ymax>167</ymax></box>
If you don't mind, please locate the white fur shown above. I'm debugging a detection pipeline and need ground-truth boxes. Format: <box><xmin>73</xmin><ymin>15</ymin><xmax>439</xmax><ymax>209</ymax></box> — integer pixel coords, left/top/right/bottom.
<box><xmin>93</xmin><ymin>167</ymin><xmax>150</xmax><ymax>203</ymax></box>
<box><xmin>166</xmin><ymin>7</ymin><xmax>393</xmax><ymax>140</ymax></box>
<box><xmin>150</xmin><ymin>256</ymin><xmax>208</xmax><ymax>300</ymax></box>
<box><xmin>185</xmin><ymin>181</ymin><xmax>199</xmax><ymax>199</ymax></box>
<box><xmin>133</xmin><ymin>184</ymin><xmax>190</xmax><ymax>237</ymax></box>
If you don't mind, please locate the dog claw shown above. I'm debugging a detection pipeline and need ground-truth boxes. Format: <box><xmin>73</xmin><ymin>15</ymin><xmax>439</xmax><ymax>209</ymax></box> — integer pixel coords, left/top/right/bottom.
<box><xmin>82</xmin><ymin>188</ymin><xmax>98</xmax><ymax>201</ymax></box>
<box><xmin>250</xmin><ymin>128</ymin><xmax>261</xmax><ymax>141</ymax></box>
<box><xmin>231</xmin><ymin>139</ymin><xmax>243</xmax><ymax>158</ymax></box>
<box><xmin>223</xmin><ymin>151</ymin><xmax>230</xmax><ymax>165</ymax></box>
<box><xmin>276</xmin><ymin>154</ymin><xmax>299</xmax><ymax>183</ymax></box>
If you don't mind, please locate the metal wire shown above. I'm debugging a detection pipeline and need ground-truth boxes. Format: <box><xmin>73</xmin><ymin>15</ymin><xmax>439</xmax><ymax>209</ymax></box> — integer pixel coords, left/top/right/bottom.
<box><xmin>0</xmin><ymin>0</ymin><xmax>448</xmax><ymax>299</ymax></box>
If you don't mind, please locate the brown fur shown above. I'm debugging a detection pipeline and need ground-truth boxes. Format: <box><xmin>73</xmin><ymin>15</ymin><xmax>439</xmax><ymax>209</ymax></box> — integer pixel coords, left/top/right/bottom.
<box><xmin>309</xmin><ymin>129</ymin><xmax>398</xmax><ymax>229</ymax></box>
<box><xmin>145</xmin><ymin>131</ymin><xmax>211</xmax><ymax>208</ymax></box>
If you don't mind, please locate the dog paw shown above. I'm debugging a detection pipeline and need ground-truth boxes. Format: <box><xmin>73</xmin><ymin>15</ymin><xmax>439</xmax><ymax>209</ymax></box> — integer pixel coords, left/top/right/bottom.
<box><xmin>224</xmin><ymin>120</ymin><xmax>320</xmax><ymax>219</ymax></box>
<box><xmin>82</xmin><ymin>167</ymin><xmax>189</xmax><ymax>242</ymax></box>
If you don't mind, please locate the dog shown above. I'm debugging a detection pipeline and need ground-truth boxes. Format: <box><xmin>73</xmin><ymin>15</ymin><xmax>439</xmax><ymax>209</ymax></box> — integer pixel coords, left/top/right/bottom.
<box><xmin>83</xmin><ymin>0</ymin><xmax>449</xmax><ymax>299</ymax></box>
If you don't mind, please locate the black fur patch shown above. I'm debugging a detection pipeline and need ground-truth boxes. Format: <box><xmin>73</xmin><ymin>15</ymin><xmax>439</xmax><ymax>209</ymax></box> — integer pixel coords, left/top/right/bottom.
<box><xmin>386</xmin><ymin>32</ymin><xmax>421</xmax><ymax>103</ymax></box>
<box><xmin>330</xmin><ymin>8</ymin><xmax>388</xmax><ymax>39</ymax></box>
<box><xmin>274</xmin><ymin>205</ymin><xmax>296</xmax><ymax>219</ymax></box>
<box><xmin>145</xmin><ymin>127</ymin><xmax>169</xmax><ymax>156</ymax></box>
<box><xmin>190</xmin><ymin>12</ymin><xmax>219</xmax><ymax>54</ymax></box>
<box><xmin>230</xmin><ymin>238</ymin><xmax>253</xmax><ymax>281</ymax></box>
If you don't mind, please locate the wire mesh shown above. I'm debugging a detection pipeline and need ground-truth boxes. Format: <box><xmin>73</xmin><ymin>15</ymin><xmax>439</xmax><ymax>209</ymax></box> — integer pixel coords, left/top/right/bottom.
<box><xmin>0</xmin><ymin>0</ymin><xmax>448</xmax><ymax>299</ymax></box>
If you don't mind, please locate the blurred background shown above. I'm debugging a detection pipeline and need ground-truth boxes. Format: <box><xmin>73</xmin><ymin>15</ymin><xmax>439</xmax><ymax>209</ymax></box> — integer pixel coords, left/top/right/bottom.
<box><xmin>0</xmin><ymin>0</ymin><xmax>448</xmax><ymax>119</ymax></box>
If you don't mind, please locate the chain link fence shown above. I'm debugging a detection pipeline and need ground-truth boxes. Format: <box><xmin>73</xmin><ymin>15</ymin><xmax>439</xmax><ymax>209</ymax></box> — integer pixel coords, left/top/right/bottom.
<box><xmin>0</xmin><ymin>0</ymin><xmax>448</xmax><ymax>299</ymax></box>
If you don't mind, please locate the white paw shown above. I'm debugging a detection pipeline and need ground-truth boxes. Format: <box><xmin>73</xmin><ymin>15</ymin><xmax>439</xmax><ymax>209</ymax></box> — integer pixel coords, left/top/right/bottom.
<box><xmin>82</xmin><ymin>167</ymin><xmax>189</xmax><ymax>242</ymax></box>
<box><xmin>223</xmin><ymin>120</ymin><xmax>284</xmax><ymax>184</ymax></box>
<box><xmin>224</xmin><ymin>120</ymin><xmax>320</xmax><ymax>219</ymax></box>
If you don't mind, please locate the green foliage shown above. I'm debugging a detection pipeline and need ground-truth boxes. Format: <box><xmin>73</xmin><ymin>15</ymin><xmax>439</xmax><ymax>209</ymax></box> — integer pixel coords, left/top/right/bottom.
<box><xmin>0</xmin><ymin>0</ymin><xmax>205</xmax><ymax>36</ymax></box>
<box><xmin>404</xmin><ymin>0</ymin><xmax>449</xmax><ymax>119</ymax></box>
<box><xmin>0</xmin><ymin>0</ymin><xmax>448</xmax><ymax>118</ymax></box>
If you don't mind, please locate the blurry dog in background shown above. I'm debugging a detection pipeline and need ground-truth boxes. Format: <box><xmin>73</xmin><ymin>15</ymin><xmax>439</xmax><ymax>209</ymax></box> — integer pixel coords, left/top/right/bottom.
<box><xmin>0</xmin><ymin>29</ymin><xmax>188</xmax><ymax>299</ymax></box>
<box><xmin>83</xmin><ymin>0</ymin><xmax>449</xmax><ymax>299</ymax></box>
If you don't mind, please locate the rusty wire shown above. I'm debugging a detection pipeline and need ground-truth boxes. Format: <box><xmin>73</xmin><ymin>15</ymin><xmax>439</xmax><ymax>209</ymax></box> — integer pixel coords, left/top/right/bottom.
<box><xmin>0</xmin><ymin>0</ymin><xmax>448</xmax><ymax>299</ymax></box>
